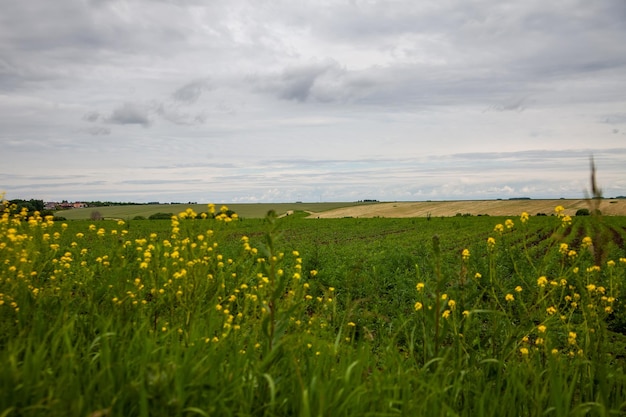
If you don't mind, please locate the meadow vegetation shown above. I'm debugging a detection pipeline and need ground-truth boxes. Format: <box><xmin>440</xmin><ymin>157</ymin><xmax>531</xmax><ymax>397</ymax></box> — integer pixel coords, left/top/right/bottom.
<box><xmin>1</xmin><ymin>198</ymin><xmax>626</xmax><ymax>416</ymax></box>
<box><xmin>56</xmin><ymin>202</ymin><xmax>363</xmax><ymax>221</ymax></box>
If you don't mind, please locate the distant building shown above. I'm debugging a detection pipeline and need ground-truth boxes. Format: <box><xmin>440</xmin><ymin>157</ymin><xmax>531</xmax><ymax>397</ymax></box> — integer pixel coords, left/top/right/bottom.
<box><xmin>46</xmin><ymin>201</ymin><xmax>88</xmax><ymax>210</ymax></box>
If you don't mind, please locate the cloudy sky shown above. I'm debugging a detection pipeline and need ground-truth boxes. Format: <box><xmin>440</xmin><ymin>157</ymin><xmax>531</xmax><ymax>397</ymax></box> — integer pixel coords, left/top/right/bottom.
<box><xmin>2</xmin><ymin>0</ymin><xmax>626</xmax><ymax>203</ymax></box>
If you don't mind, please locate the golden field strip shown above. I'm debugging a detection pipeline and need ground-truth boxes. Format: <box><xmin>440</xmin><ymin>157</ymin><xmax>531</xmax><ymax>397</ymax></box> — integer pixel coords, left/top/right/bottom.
<box><xmin>312</xmin><ymin>198</ymin><xmax>626</xmax><ymax>218</ymax></box>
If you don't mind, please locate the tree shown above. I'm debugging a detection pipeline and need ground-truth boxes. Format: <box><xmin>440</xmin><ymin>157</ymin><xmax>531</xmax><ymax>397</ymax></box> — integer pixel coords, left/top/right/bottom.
<box><xmin>9</xmin><ymin>199</ymin><xmax>44</xmax><ymax>213</ymax></box>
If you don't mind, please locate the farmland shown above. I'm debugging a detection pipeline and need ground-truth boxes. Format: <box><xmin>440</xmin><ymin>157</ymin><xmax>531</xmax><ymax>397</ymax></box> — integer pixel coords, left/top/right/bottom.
<box><xmin>55</xmin><ymin>198</ymin><xmax>626</xmax><ymax>220</ymax></box>
<box><xmin>1</xmin><ymin>202</ymin><xmax>626</xmax><ymax>416</ymax></box>
<box><xmin>56</xmin><ymin>202</ymin><xmax>363</xmax><ymax>221</ymax></box>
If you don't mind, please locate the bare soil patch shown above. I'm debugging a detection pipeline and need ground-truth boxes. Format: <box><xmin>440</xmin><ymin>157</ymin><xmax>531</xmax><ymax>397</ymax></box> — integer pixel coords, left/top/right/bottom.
<box><xmin>308</xmin><ymin>199</ymin><xmax>626</xmax><ymax>218</ymax></box>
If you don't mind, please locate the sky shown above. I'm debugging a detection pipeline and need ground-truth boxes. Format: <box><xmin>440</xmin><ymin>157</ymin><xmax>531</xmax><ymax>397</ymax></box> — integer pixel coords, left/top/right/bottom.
<box><xmin>2</xmin><ymin>0</ymin><xmax>626</xmax><ymax>203</ymax></box>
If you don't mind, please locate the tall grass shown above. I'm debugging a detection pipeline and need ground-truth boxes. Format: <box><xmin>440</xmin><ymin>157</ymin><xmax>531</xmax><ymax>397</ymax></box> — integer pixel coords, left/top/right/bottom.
<box><xmin>1</xmin><ymin>200</ymin><xmax>625</xmax><ymax>416</ymax></box>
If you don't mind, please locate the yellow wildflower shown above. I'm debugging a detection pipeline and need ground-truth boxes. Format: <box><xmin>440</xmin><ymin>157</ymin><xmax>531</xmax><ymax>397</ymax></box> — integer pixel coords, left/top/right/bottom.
<box><xmin>568</xmin><ymin>332</ymin><xmax>577</xmax><ymax>345</ymax></box>
<box><xmin>414</xmin><ymin>302</ymin><xmax>423</xmax><ymax>311</ymax></box>
<box><xmin>505</xmin><ymin>294</ymin><xmax>514</xmax><ymax>302</ymax></box>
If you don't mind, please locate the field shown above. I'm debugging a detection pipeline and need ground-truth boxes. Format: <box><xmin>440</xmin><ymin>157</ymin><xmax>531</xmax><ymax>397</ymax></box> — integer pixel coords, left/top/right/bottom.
<box><xmin>57</xmin><ymin>202</ymin><xmax>362</xmax><ymax>221</ymax></box>
<box><xmin>313</xmin><ymin>198</ymin><xmax>626</xmax><ymax>218</ymax></box>
<box><xmin>56</xmin><ymin>198</ymin><xmax>626</xmax><ymax>220</ymax></box>
<box><xmin>2</xmin><ymin>202</ymin><xmax>626</xmax><ymax>416</ymax></box>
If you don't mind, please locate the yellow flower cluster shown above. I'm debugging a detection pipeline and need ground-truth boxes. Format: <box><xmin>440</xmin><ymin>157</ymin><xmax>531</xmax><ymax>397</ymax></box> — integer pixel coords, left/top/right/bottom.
<box><xmin>0</xmin><ymin>199</ymin><xmax>343</xmax><ymax>352</ymax></box>
<box><xmin>413</xmin><ymin>206</ymin><xmax>625</xmax><ymax>362</ymax></box>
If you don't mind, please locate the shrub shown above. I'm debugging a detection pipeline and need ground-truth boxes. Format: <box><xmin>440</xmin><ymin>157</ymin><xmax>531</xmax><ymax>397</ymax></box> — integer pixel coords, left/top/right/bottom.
<box><xmin>148</xmin><ymin>212</ymin><xmax>174</xmax><ymax>220</ymax></box>
<box><xmin>575</xmin><ymin>208</ymin><xmax>590</xmax><ymax>216</ymax></box>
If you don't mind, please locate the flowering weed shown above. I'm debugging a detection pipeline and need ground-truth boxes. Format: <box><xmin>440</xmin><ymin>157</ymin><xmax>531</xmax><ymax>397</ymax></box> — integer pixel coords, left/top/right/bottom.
<box><xmin>0</xmin><ymin>200</ymin><xmax>625</xmax><ymax>416</ymax></box>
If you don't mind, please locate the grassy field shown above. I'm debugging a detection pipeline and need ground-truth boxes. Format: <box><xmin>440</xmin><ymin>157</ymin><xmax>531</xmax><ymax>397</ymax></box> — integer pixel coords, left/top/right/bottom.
<box><xmin>2</xmin><ymin>202</ymin><xmax>626</xmax><ymax>416</ymax></box>
<box><xmin>55</xmin><ymin>198</ymin><xmax>626</xmax><ymax>220</ymax></box>
<box><xmin>57</xmin><ymin>202</ymin><xmax>363</xmax><ymax>220</ymax></box>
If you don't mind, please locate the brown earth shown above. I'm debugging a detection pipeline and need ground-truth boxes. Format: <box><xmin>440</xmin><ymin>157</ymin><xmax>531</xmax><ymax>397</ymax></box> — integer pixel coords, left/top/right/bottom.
<box><xmin>309</xmin><ymin>199</ymin><xmax>626</xmax><ymax>218</ymax></box>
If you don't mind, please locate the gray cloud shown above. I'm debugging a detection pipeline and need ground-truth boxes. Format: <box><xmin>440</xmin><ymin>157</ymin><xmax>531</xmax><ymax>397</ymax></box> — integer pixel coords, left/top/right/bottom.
<box><xmin>255</xmin><ymin>60</ymin><xmax>385</xmax><ymax>104</ymax></box>
<box><xmin>254</xmin><ymin>61</ymin><xmax>341</xmax><ymax>102</ymax></box>
<box><xmin>83</xmin><ymin>111</ymin><xmax>101</xmax><ymax>122</ymax></box>
<box><xmin>121</xmin><ymin>178</ymin><xmax>204</xmax><ymax>185</ymax></box>
<box><xmin>82</xmin><ymin>126</ymin><xmax>111</xmax><ymax>136</ymax></box>
<box><xmin>155</xmin><ymin>103</ymin><xmax>207</xmax><ymax>126</ymax></box>
<box><xmin>486</xmin><ymin>97</ymin><xmax>529</xmax><ymax>113</ymax></box>
<box><xmin>106</xmin><ymin>103</ymin><xmax>151</xmax><ymax>127</ymax></box>
<box><xmin>278</xmin><ymin>63</ymin><xmax>336</xmax><ymax>102</ymax></box>
<box><xmin>172</xmin><ymin>80</ymin><xmax>211</xmax><ymax>103</ymax></box>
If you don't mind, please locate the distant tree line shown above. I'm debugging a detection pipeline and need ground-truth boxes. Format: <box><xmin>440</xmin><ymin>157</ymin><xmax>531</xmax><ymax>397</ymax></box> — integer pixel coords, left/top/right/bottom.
<box><xmin>80</xmin><ymin>201</ymin><xmax>143</xmax><ymax>207</ymax></box>
<box><xmin>7</xmin><ymin>199</ymin><xmax>45</xmax><ymax>213</ymax></box>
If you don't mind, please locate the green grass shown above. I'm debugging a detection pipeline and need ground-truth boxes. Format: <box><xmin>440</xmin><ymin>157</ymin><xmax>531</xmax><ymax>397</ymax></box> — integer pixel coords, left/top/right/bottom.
<box><xmin>55</xmin><ymin>202</ymin><xmax>369</xmax><ymax>220</ymax></box>
<box><xmin>2</xmin><ymin>204</ymin><xmax>626</xmax><ymax>416</ymax></box>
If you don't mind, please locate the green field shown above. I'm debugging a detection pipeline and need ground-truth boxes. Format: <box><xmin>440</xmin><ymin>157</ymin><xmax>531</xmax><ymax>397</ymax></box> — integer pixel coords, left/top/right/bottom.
<box><xmin>56</xmin><ymin>202</ymin><xmax>365</xmax><ymax>220</ymax></box>
<box><xmin>2</xmin><ymin>204</ymin><xmax>626</xmax><ymax>416</ymax></box>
